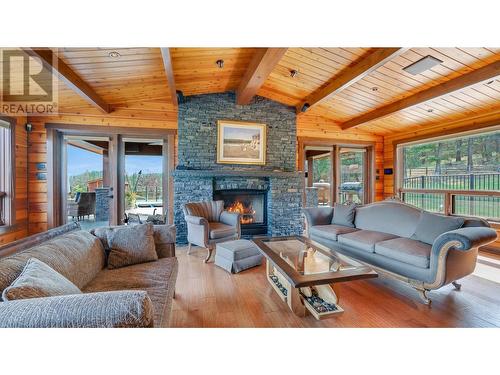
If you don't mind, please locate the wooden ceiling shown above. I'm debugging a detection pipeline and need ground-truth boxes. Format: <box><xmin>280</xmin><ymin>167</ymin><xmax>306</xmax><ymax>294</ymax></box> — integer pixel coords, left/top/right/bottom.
<box><xmin>3</xmin><ymin>47</ymin><xmax>500</xmax><ymax>137</ymax></box>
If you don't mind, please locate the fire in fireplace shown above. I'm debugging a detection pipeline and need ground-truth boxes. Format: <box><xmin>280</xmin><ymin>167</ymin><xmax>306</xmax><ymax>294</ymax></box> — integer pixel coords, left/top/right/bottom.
<box><xmin>213</xmin><ymin>189</ymin><xmax>267</xmax><ymax>235</ymax></box>
<box><xmin>226</xmin><ymin>200</ymin><xmax>257</xmax><ymax>224</ymax></box>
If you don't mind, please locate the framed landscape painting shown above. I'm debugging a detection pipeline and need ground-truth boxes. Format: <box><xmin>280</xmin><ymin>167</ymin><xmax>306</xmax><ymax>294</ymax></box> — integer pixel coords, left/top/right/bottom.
<box><xmin>216</xmin><ymin>120</ymin><xmax>267</xmax><ymax>165</ymax></box>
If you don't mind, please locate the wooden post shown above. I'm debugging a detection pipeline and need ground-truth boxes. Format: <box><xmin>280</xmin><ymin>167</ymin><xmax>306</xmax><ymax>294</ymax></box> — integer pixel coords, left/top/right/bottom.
<box><xmin>420</xmin><ymin>175</ymin><xmax>425</xmax><ymax>209</ymax></box>
<box><xmin>469</xmin><ymin>174</ymin><xmax>475</xmax><ymax>216</ymax></box>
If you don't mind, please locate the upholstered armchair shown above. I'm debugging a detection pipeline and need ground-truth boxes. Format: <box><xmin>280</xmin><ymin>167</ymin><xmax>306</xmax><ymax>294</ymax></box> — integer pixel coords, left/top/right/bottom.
<box><xmin>183</xmin><ymin>200</ymin><xmax>241</xmax><ymax>262</ymax></box>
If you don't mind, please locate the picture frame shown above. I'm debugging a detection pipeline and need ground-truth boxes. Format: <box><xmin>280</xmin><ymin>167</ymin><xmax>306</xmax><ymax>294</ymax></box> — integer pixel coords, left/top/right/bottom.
<box><xmin>216</xmin><ymin>120</ymin><xmax>267</xmax><ymax>165</ymax></box>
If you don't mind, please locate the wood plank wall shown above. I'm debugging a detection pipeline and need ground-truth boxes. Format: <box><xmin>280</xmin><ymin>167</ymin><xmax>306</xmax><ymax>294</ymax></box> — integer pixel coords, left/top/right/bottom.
<box><xmin>383</xmin><ymin>120</ymin><xmax>500</xmax><ymax>251</ymax></box>
<box><xmin>296</xmin><ymin>113</ymin><xmax>385</xmax><ymax>202</ymax></box>
<box><xmin>26</xmin><ymin>104</ymin><xmax>178</xmax><ymax>236</ymax></box>
<box><xmin>0</xmin><ymin>115</ymin><xmax>29</xmax><ymax>245</ymax></box>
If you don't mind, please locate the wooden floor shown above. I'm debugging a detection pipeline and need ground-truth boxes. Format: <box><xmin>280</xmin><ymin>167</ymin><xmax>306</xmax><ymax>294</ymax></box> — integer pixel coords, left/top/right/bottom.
<box><xmin>171</xmin><ymin>246</ymin><xmax>500</xmax><ymax>328</ymax></box>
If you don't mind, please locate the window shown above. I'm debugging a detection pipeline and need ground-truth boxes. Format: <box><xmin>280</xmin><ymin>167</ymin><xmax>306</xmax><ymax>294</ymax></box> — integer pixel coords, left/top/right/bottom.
<box><xmin>398</xmin><ymin>128</ymin><xmax>500</xmax><ymax>221</ymax></box>
<box><xmin>0</xmin><ymin>117</ymin><xmax>14</xmax><ymax>227</ymax></box>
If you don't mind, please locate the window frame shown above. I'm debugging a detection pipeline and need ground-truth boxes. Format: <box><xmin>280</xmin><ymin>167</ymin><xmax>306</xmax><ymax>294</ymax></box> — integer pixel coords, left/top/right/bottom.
<box><xmin>394</xmin><ymin>125</ymin><xmax>500</xmax><ymax>222</ymax></box>
<box><xmin>0</xmin><ymin>115</ymin><xmax>16</xmax><ymax>229</ymax></box>
<box><xmin>395</xmin><ymin>125</ymin><xmax>500</xmax><ymax>193</ymax></box>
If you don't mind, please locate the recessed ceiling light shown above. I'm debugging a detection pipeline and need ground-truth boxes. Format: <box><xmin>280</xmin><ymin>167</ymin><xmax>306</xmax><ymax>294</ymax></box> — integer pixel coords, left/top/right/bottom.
<box><xmin>108</xmin><ymin>51</ymin><xmax>121</xmax><ymax>58</ymax></box>
<box><xmin>371</xmin><ymin>87</ymin><xmax>378</xmax><ymax>92</ymax></box>
<box><xmin>290</xmin><ymin>69</ymin><xmax>298</xmax><ymax>78</ymax></box>
<box><xmin>216</xmin><ymin>59</ymin><xmax>224</xmax><ymax>68</ymax></box>
<box><xmin>403</xmin><ymin>55</ymin><xmax>443</xmax><ymax>75</ymax></box>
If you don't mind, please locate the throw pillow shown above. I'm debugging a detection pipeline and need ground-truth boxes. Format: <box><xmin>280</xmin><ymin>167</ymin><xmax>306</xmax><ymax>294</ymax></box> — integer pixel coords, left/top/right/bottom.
<box><xmin>331</xmin><ymin>203</ymin><xmax>356</xmax><ymax>228</ymax></box>
<box><xmin>2</xmin><ymin>258</ymin><xmax>82</xmax><ymax>301</ymax></box>
<box><xmin>412</xmin><ymin>211</ymin><xmax>465</xmax><ymax>245</ymax></box>
<box><xmin>106</xmin><ymin>223</ymin><xmax>158</xmax><ymax>269</ymax></box>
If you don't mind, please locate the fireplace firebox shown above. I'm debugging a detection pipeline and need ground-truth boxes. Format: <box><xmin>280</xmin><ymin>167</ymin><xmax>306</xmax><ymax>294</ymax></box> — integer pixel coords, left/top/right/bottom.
<box><xmin>213</xmin><ymin>189</ymin><xmax>268</xmax><ymax>235</ymax></box>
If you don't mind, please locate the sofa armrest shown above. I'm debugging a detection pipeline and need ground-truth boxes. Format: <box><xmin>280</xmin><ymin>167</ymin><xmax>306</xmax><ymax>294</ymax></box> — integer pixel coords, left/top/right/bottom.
<box><xmin>185</xmin><ymin>215</ymin><xmax>209</xmax><ymax>246</ymax></box>
<box><xmin>185</xmin><ymin>215</ymin><xmax>208</xmax><ymax>226</ymax></box>
<box><xmin>220</xmin><ymin>211</ymin><xmax>240</xmax><ymax>227</ymax></box>
<box><xmin>302</xmin><ymin>207</ymin><xmax>334</xmax><ymax>227</ymax></box>
<box><xmin>0</xmin><ymin>291</ymin><xmax>154</xmax><ymax>328</ymax></box>
<box><xmin>432</xmin><ymin>227</ymin><xmax>498</xmax><ymax>257</ymax></box>
<box><xmin>220</xmin><ymin>210</ymin><xmax>241</xmax><ymax>238</ymax></box>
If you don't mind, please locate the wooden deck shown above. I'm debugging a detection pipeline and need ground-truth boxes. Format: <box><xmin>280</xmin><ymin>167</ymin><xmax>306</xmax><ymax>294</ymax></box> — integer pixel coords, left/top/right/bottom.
<box><xmin>171</xmin><ymin>246</ymin><xmax>500</xmax><ymax>328</ymax></box>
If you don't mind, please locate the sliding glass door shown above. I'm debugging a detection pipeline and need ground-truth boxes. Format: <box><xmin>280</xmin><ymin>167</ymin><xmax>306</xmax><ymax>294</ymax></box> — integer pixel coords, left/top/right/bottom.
<box><xmin>122</xmin><ymin>138</ymin><xmax>166</xmax><ymax>225</ymax></box>
<box><xmin>305</xmin><ymin>147</ymin><xmax>334</xmax><ymax>207</ymax></box>
<box><xmin>63</xmin><ymin>135</ymin><xmax>113</xmax><ymax>230</ymax></box>
<box><xmin>303</xmin><ymin>144</ymin><xmax>371</xmax><ymax>207</ymax></box>
<box><xmin>338</xmin><ymin>147</ymin><xmax>367</xmax><ymax>204</ymax></box>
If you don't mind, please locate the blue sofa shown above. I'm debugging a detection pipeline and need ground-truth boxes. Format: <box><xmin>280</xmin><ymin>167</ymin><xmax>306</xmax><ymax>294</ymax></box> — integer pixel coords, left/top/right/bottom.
<box><xmin>303</xmin><ymin>200</ymin><xmax>497</xmax><ymax>304</ymax></box>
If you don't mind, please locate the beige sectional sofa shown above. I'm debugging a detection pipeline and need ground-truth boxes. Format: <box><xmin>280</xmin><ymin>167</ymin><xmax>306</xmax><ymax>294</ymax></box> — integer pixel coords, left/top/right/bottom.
<box><xmin>0</xmin><ymin>222</ymin><xmax>177</xmax><ymax>328</ymax></box>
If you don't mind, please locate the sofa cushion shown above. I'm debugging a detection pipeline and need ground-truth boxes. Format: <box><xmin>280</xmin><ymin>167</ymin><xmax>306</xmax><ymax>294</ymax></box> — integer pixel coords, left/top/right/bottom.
<box><xmin>2</xmin><ymin>258</ymin><xmax>82</xmax><ymax>301</ymax></box>
<box><xmin>375</xmin><ymin>237</ymin><xmax>431</xmax><ymax>268</ymax></box>
<box><xmin>331</xmin><ymin>203</ymin><xmax>356</xmax><ymax>228</ymax></box>
<box><xmin>354</xmin><ymin>201</ymin><xmax>421</xmax><ymax>238</ymax></box>
<box><xmin>106</xmin><ymin>223</ymin><xmax>158</xmax><ymax>269</ymax></box>
<box><xmin>0</xmin><ymin>231</ymin><xmax>105</xmax><ymax>294</ymax></box>
<box><xmin>310</xmin><ymin>225</ymin><xmax>359</xmax><ymax>241</ymax></box>
<box><xmin>412</xmin><ymin>211</ymin><xmax>465</xmax><ymax>245</ymax></box>
<box><xmin>82</xmin><ymin>257</ymin><xmax>178</xmax><ymax>327</ymax></box>
<box><xmin>92</xmin><ymin>224</ymin><xmax>175</xmax><ymax>259</ymax></box>
<box><xmin>209</xmin><ymin>222</ymin><xmax>236</xmax><ymax>240</ymax></box>
<box><xmin>0</xmin><ymin>290</ymin><xmax>154</xmax><ymax>328</ymax></box>
<box><xmin>338</xmin><ymin>230</ymin><xmax>398</xmax><ymax>253</ymax></box>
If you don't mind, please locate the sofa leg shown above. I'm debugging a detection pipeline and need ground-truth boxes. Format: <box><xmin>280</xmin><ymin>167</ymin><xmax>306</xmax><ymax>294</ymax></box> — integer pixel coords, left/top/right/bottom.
<box><xmin>187</xmin><ymin>243</ymin><xmax>192</xmax><ymax>255</ymax></box>
<box><xmin>415</xmin><ymin>288</ymin><xmax>432</xmax><ymax>305</ymax></box>
<box><xmin>204</xmin><ymin>248</ymin><xmax>213</xmax><ymax>263</ymax></box>
<box><xmin>452</xmin><ymin>281</ymin><xmax>462</xmax><ymax>291</ymax></box>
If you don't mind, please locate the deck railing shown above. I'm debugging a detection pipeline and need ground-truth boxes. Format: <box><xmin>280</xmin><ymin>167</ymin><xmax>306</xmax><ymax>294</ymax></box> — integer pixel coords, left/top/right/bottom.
<box><xmin>135</xmin><ymin>186</ymin><xmax>163</xmax><ymax>202</ymax></box>
<box><xmin>403</xmin><ymin>173</ymin><xmax>500</xmax><ymax>191</ymax></box>
<box><xmin>399</xmin><ymin>188</ymin><xmax>500</xmax><ymax>222</ymax></box>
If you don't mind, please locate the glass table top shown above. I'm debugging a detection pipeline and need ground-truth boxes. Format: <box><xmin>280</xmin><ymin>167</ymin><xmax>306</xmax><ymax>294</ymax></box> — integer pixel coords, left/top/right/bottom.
<box><xmin>259</xmin><ymin>238</ymin><xmax>359</xmax><ymax>276</ymax></box>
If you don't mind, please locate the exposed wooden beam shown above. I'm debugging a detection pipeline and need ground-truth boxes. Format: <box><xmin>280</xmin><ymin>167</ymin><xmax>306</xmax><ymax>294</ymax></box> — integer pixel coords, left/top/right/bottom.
<box><xmin>342</xmin><ymin>60</ymin><xmax>500</xmax><ymax>130</ymax></box>
<box><xmin>160</xmin><ymin>48</ymin><xmax>178</xmax><ymax>107</ymax></box>
<box><xmin>22</xmin><ymin>48</ymin><xmax>111</xmax><ymax>113</ymax></box>
<box><xmin>297</xmin><ymin>48</ymin><xmax>407</xmax><ymax>114</ymax></box>
<box><xmin>236</xmin><ymin>48</ymin><xmax>288</xmax><ymax>105</ymax></box>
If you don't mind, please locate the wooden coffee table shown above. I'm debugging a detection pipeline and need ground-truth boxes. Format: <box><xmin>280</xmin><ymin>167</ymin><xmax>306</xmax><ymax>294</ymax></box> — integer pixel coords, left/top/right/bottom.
<box><xmin>253</xmin><ymin>236</ymin><xmax>377</xmax><ymax>320</ymax></box>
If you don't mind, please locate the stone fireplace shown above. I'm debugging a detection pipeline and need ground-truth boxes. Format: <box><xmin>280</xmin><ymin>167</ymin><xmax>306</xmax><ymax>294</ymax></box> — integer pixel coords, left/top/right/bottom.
<box><xmin>173</xmin><ymin>92</ymin><xmax>303</xmax><ymax>243</ymax></box>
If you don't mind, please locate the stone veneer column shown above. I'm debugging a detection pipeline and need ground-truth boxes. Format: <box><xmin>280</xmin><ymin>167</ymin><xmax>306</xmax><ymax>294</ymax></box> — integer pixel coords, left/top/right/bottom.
<box><xmin>95</xmin><ymin>187</ymin><xmax>110</xmax><ymax>222</ymax></box>
<box><xmin>267</xmin><ymin>176</ymin><xmax>303</xmax><ymax>237</ymax></box>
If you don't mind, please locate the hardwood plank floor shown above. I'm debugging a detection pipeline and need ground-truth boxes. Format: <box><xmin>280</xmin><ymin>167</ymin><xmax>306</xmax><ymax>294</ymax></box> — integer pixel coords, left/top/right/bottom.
<box><xmin>171</xmin><ymin>246</ymin><xmax>500</xmax><ymax>327</ymax></box>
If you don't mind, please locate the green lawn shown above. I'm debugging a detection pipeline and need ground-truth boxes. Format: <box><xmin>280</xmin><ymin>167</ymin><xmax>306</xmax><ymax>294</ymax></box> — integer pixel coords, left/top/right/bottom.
<box><xmin>403</xmin><ymin>193</ymin><xmax>500</xmax><ymax>221</ymax></box>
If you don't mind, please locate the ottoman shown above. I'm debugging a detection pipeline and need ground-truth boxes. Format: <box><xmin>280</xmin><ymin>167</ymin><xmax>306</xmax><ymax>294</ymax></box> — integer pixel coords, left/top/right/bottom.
<box><xmin>215</xmin><ymin>239</ymin><xmax>263</xmax><ymax>274</ymax></box>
